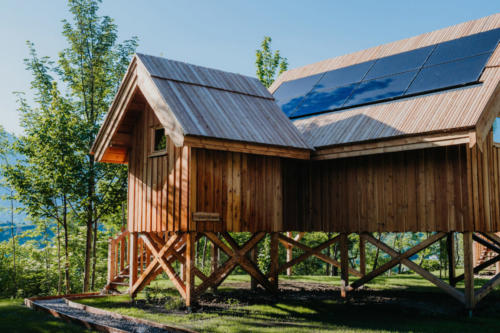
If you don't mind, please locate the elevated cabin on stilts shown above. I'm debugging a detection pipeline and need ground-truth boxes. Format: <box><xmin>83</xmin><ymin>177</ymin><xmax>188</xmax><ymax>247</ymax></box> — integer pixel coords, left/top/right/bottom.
<box><xmin>91</xmin><ymin>14</ymin><xmax>500</xmax><ymax>310</ymax></box>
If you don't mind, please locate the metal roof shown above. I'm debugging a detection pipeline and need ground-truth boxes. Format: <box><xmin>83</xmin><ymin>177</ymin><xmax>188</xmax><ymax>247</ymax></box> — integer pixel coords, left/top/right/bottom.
<box><xmin>270</xmin><ymin>14</ymin><xmax>500</xmax><ymax>149</ymax></box>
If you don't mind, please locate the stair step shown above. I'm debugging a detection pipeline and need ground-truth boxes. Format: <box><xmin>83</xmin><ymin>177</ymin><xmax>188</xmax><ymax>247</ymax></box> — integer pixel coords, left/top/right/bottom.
<box><xmin>111</xmin><ymin>282</ymin><xmax>129</xmax><ymax>286</ymax></box>
<box><xmin>117</xmin><ymin>274</ymin><xmax>129</xmax><ymax>278</ymax></box>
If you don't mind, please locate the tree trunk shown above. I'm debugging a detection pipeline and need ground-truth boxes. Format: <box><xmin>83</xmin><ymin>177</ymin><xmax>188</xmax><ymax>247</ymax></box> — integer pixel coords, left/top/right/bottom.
<box><xmin>57</xmin><ymin>221</ymin><xmax>62</xmax><ymax>294</ymax></box>
<box><xmin>83</xmin><ymin>156</ymin><xmax>95</xmax><ymax>292</ymax></box>
<box><xmin>10</xmin><ymin>194</ymin><xmax>16</xmax><ymax>294</ymax></box>
<box><xmin>326</xmin><ymin>232</ymin><xmax>332</xmax><ymax>276</ymax></box>
<box><xmin>201</xmin><ymin>236</ymin><xmax>208</xmax><ymax>269</ymax></box>
<box><xmin>91</xmin><ymin>217</ymin><xmax>98</xmax><ymax>290</ymax></box>
<box><xmin>63</xmin><ymin>195</ymin><xmax>71</xmax><ymax>294</ymax></box>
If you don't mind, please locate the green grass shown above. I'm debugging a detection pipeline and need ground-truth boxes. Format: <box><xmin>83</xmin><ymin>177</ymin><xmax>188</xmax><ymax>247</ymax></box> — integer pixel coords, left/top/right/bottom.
<box><xmin>75</xmin><ymin>273</ymin><xmax>500</xmax><ymax>333</ymax></box>
<box><xmin>0</xmin><ymin>298</ymin><xmax>88</xmax><ymax>332</ymax></box>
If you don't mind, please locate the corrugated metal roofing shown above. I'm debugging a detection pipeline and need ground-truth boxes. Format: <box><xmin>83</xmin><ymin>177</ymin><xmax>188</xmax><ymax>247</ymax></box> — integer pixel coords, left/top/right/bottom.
<box><xmin>136</xmin><ymin>54</ymin><xmax>311</xmax><ymax>150</ymax></box>
<box><xmin>270</xmin><ymin>14</ymin><xmax>500</xmax><ymax>149</ymax></box>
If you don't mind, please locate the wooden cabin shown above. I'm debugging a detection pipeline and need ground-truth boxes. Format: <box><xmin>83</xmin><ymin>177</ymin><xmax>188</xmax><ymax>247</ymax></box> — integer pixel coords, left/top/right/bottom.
<box><xmin>91</xmin><ymin>14</ymin><xmax>500</xmax><ymax>310</ymax></box>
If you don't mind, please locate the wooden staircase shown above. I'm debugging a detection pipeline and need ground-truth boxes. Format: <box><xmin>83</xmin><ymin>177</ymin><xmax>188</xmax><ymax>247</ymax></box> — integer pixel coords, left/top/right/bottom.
<box><xmin>102</xmin><ymin>229</ymin><xmax>131</xmax><ymax>294</ymax></box>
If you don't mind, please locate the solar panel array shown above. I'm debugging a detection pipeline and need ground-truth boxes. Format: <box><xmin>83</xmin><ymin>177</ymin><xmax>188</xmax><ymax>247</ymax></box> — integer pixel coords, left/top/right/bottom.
<box><xmin>274</xmin><ymin>28</ymin><xmax>500</xmax><ymax>119</ymax></box>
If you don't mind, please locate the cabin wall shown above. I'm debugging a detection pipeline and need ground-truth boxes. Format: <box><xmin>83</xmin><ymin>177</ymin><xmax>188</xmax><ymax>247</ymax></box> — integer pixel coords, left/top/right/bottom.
<box><xmin>127</xmin><ymin>106</ymin><xmax>190</xmax><ymax>233</ymax></box>
<box><xmin>283</xmin><ymin>145</ymin><xmax>472</xmax><ymax>232</ymax></box>
<box><xmin>467</xmin><ymin>131</ymin><xmax>500</xmax><ymax>233</ymax></box>
<box><xmin>190</xmin><ymin>148</ymin><xmax>283</xmax><ymax>232</ymax></box>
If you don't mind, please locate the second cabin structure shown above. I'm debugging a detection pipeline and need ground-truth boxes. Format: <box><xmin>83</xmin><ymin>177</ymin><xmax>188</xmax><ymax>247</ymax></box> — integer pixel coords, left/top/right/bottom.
<box><xmin>92</xmin><ymin>14</ymin><xmax>500</xmax><ymax>310</ymax></box>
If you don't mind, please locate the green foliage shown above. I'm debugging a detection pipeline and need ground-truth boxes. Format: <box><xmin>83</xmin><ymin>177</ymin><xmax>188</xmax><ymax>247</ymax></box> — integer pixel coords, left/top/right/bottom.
<box><xmin>255</xmin><ymin>36</ymin><xmax>288</xmax><ymax>87</ymax></box>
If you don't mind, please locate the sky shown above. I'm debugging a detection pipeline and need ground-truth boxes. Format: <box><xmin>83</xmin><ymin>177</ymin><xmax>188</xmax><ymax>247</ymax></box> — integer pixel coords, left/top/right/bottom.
<box><xmin>0</xmin><ymin>0</ymin><xmax>499</xmax><ymax>138</ymax></box>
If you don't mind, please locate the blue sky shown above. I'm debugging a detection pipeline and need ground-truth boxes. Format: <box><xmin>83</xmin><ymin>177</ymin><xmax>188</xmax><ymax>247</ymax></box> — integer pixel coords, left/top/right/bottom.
<box><xmin>0</xmin><ymin>0</ymin><xmax>499</xmax><ymax>138</ymax></box>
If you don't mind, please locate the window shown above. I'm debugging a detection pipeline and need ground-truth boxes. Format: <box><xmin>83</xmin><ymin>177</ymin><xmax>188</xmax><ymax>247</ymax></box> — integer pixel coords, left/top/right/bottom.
<box><xmin>150</xmin><ymin>127</ymin><xmax>167</xmax><ymax>156</ymax></box>
<box><xmin>494</xmin><ymin>118</ymin><xmax>500</xmax><ymax>143</ymax></box>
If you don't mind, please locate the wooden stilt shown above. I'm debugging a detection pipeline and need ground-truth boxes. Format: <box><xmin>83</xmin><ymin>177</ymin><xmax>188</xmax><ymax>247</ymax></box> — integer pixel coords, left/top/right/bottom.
<box><xmin>250</xmin><ymin>247</ymin><xmax>258</xmax><ymax>290</ymax></box>
<box><xmin>186</xmin><ymin>232</ymin><xmax>196</xmax><ymax>308</ymax></box>
<box><xmin>447</xmin><ymin>233</ymin><xmax>456</xmax><ymax>287</ymax></box>
<box><xmin>129</xmin><ymin>232</ymin><xmax>138</xmax><ymax>293</ymax></box>
<box><xmin>270</xmin><ymin>233</ymin><xmax>279</xmax><ymax>289</ymax></box>
<box><xmin>359</xmin><ymin>234</ymin><xmax>366</xmax><ymax>277</ymax></box>
<box><xmin>463</xmin><ymin>232</ymin><xmax>475</xmax><ymax>310</ymax></box>
<box><xmin>211</xmin><ymin>241</ymin><xmax>219</xmax><ymax>292</ymax></box>
<box><xmin>286</xmin><ymin>232</ymin><xmax>293</xmax><ymax>276</ymax></box>
<box><xmin>340</xmin><ymin>233</ymin><xmax>349</xmax><ymax>298</ymax></box>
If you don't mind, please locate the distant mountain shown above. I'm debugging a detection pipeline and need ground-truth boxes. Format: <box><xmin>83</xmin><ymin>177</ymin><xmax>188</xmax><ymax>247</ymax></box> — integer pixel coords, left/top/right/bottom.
<box><xmin>0</xmin><ymin>131</ymin><xmax>28</xmax><ymax>242</ymax></box>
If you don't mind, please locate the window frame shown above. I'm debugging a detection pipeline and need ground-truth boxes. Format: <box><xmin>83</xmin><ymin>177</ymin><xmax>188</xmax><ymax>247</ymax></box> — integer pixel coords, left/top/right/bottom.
<box><xmin>149</xmin><ymin>126</ymin><xmax>168</xmax><ymax>157</ymax></box>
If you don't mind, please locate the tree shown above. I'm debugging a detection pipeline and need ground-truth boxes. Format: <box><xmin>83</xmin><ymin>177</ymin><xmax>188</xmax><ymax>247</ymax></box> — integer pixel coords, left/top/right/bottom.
<box><xmin>255</xmin><ymin>36</ymin><xmax>288</xmax><ymax>88</ymax></box>
<box><xmin>56</xmin><ymin>0</ymin><xmax>137</xmax><ymax>291</ymax></box>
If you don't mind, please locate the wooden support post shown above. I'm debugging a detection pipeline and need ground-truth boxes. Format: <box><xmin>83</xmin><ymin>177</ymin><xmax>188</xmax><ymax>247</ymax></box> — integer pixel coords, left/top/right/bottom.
<box><xmin>186</xmin><ymin>232</ymin><xmax>196</xmax><ymax>308</ymax></box>
<box><xmin>269</xmin><ymin>233</ymin><xmax>279</xmax><ymax>289</ymax></box>
<box><xmin>463</xmin><ymin>232</ymin><xmax>475</xmax><ymax>310</ymax></box>
<box><xmin>447</xmin><ymin>233</ymin><xmax>456</xmax><ymax>287</ymax></box>
<box><xmin>211</xmin><ymin>241</ymin><xmax>219</xmax><ymax>292</ymax></box>
<box><xmin>359</xmin><ymin>234</ymin><xmax>366</xmax><ymax>277</ymax></box>
<box><xmin>286</xmin><ymin>232</ymin><xmax>293</xmax><ymax>276</ymax></box>
<box><xmin>129</xmin><ymin>232</ymin><xmax>138</xmax><ymax>293</ymax></box>
<box><xmin>340</xmin><ymin>233</ymin><xmax>349</xmax><ymax>297</ymax></box>
<box><xmin>250</xmin><ymin>247</ymin><xmax>258</xmax><ymax>290</ymax></box>
<box><xmin>107</xmin><ymin>239</ymin><xmax>115</xmax><ymax>285</ymax></box>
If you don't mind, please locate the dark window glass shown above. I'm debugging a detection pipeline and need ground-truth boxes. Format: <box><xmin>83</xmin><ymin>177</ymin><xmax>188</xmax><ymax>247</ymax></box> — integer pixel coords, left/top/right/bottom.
<box><xmin>425</xmin><ymin>28</ymin><xmax>500</xmax><ymax>66</ymax></box>
<box><xmin>364</xmin><ymin>45</ymin><xmax>434</xmax><ymax>80</ymax></box>
<box><xmin>290</xmin><ymin>83</ymin><xmax>358</xmax><ymax>118</ymax></box>
<box><xmin>154</xmin><ymin>128</ymin><xmax>167</xmax><ymax>151</ymax></box>
<box><xmin>405</xmin><ymin>53</ymin><xmax>491</xmax><ymax>95</ymax></box>
<box><xmin>344</xmin><ymin>71</ymin><xmax>417</xmax><ymax>108</ymax></box>
<box><xmin>314</xmin><ymin>60</ymin><xmax>374</xmax><ymax>90</ymax></box>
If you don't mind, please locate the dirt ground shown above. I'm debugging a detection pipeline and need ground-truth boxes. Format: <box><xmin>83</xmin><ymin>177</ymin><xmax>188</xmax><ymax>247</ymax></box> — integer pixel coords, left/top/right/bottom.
<box><xmin>130</xmin><ymin>279</ymin><xmax>496</xmax><ymax>317</ymax></box>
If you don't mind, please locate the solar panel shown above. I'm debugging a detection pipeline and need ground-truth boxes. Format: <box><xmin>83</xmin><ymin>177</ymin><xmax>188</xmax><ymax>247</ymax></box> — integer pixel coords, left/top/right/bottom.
<box><xmin>425</xmin><ymin>28</ymin><xmax>500</xmax><ymax>66</ymax></box>
<box><xmin>273</xmin><ymin>28</ymin><xmax>500</xmax><ymax>119</ymax></box>
<box><xmin>405</xmin><ymin>53</ymin><xmax>491</xmax><ymax>95</ymax></box>
<box><xmin>344</xmin><ymin>71</ymin><xmax>418</xmax><ymax>107</ymax></box>
<box><xmin>290</xmin><ymin>83</ymin><xmax>358</xmax><ymax>118</ymax></box>
<box><xmin>273</xmin><ymin>74</ymin><xmax>323</xmax><ymax>116</ymax></box>
<box><xmin>314</xmin><ymin>60</ymin><xmax>374</xmax><ymax>89</ymax></box>
<box><xmin>364</xmin><ymin>46</ymin><xmax>434</xmax><ymax>80</ymax></box>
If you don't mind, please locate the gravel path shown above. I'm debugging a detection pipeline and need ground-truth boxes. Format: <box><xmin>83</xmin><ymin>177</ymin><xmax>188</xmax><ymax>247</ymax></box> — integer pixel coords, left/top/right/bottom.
<box><xmin>35</xmin><ymin>298</ymin><xmax>171</xmax><ymax>333</ymax></box>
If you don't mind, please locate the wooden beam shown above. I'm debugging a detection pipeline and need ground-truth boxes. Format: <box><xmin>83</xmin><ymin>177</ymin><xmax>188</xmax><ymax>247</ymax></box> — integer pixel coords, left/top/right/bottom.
<box><xmin>447</xmin><ymin>233</ymin><xmax>456</xmax><ymax>287</ymax></box>
<box><xmin>312</xmin><ymin>130</ymin><xmax>473</xmax><ymax>160</ymax></box>
<box><xmin>129</xmin><ymin>232</ymin><xmax>138</xmax><ymax>292</ymax></box>
<box><xmin>139</xmin><ymin>234</ymin><xmax>186</xmax><ymax>299</ymax></box>
<box><xmin>340</xmin><ymin>233</ymin><xmax>349</xmax><ymax>298</ymax></box>
<box><xmin>463</xmin><ymin>232</ymin><xmax>475</xmax><ymax>309</ymax></box>
<box><xmin>185</xmin><ymin>232</ymin><xmax>196</xmax><ymax>308</ymax></box>
<box><xmin>211</xmin><ymin>241</ymin><xmax>219</xmax><ymax>292</ymax></box>
<box><xmin>359</xmin><ymin>232</ymin><xmax>464</xmax><ymax>304</ymax></box>
<box><xmin>250</xmin><ymin>248</ymin><xmax>258</xmax><ymax>291</ymax></box>
<box><xmin>184</xmin><ymin>135</ymin><xmax>311</xmax><ymax>160</ymax></box>
<box><xmin>475</xmin><ymin>272</ymin><xmax>500</xmax><ymax>304</ymax></box>
<box><xmin>277</xmin><ymin>234</ymin><xmax>344</xmax><ymax>274</ymax></box>
<box><xmin>269</xmin><ymin>233</ymin><xmax>279</xmax><ymax>289</ymax></box>
<box><xmin>359</xmin><ymin>234</ymin><xmax>366</xmax><ymax>277</ymax></box>
<box><xmin>286</xmin><ymin>232</ymin><xmax>293</xmax><ymax>276</ymax></box>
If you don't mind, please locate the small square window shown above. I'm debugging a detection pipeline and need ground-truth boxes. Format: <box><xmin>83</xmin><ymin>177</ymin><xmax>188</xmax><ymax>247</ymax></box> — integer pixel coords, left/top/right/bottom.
<box><xmin>153</xmin><ymin>128</ymin><xmax>167</xmax><ymax>152</ymax></box>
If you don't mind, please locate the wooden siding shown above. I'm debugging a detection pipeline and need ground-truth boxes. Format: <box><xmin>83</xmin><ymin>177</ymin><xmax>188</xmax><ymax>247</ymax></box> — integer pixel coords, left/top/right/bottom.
<box><xmin>127</xmin><ymin>106</ymin><xmax>190</xmax><ymax>233</ymax></box>
<box><xmin>283</xmin><ymin>145</ymin><xmax>472</xmax><ymax>233</ymax></box>
<box><xmin>189</xmin><ymin>148</ymin><xmax>283</xmax><ymax>232</ymax></box>
<box><xmin>467</xmin><ymin>132</ymin><xmax>500</xmax><ymax>232</ymax></box>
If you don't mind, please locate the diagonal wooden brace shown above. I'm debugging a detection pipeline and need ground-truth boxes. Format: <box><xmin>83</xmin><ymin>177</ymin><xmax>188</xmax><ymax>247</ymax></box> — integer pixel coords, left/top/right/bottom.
<box><xmin>361</xmin><ymin>232</ymin><xmax>464</xmax><ymax>304</ymax></box>
<box><xmin>349</xmin><ymin>232</ymin><xmax>446</xmax><ymax>290</ymax></box>
<box><xmin>278</xmin><ymin>233</ymin><xmax>362</xmax><ymax>277</ymax></box>
<box><xmin>140</xmin><ymin>234</ymin><xmax>187</xmax><ymax>299</ymax></box>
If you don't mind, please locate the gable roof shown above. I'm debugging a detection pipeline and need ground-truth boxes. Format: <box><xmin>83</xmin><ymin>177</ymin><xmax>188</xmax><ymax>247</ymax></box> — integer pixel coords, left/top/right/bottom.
<box><xmin>270</xmin><ymin>14</ymin><xmax>500</xmax><ymax>154</ymax></box>
<box><xmin>91</xmin><ymin>53</ymin><xmax>312</xmax><ymax>162</ymax></box>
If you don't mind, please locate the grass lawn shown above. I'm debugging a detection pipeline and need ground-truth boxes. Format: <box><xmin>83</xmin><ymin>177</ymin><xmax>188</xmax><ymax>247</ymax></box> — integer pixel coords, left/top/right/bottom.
<box><xmin>75</xmin><ymin>273</ymin><xmax>500</xmax><ymax>333</ymax></box>
<box><xmin>0</xmin><ymin>298</ymin><xmax>88</xmax><ymax>332</ymax></box>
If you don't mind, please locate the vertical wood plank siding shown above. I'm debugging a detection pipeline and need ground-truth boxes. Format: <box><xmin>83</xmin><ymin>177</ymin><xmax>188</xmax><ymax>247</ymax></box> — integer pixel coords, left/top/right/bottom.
<box><xmin>468</xmin><ymin>131</ymin><xmax>500</xmax><ymax>232</ymax></box>
<box><xmin>127</xmin><ymin>106</ymin><xmax>497</xmax><ymax>233</ymax></box>
<box><xmin>128</xmin><ymin>106</ymin><xmax>190</xmax><ymax>232</ymax></box>
<box><xmin>282</xmin><ymin>145</ymin><xmax>472</xmax><ymax>232</ymax></box>
<box><xmin>190</xmin><ymin>148</ymin><xmax>283</xmax><ymax>232</ymax></box>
